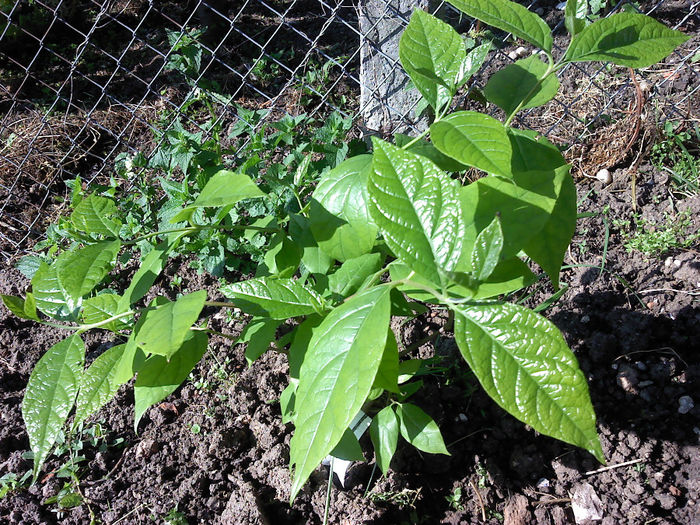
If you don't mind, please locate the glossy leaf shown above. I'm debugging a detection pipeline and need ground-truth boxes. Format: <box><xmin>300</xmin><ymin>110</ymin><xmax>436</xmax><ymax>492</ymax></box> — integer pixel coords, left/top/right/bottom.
<box><xmin>369</xmin><ymin>406</ymin><xmax>399</xmax><ymax>475</ymax></box>
<box><xmin>81</xmin><ymin>294</ymin><xmax>130</xmax><ymax>331</ymax></box>
<box><xmin>457</xmin><ymin>168</ymin><xmax>565</xmax><ymax>268</ymax></box>
<box><xmin>134</xmin><ymin>290</ymin><xmax>207</xmax><ymax>358</ymax></box>
<box><xmin>330</xmin><ymin>427</ymin><xmax>365</xmax><ymax>462</ymax></box>
<box><xmin>395</xmin><ymin>134</ymin><xmax>468</xmax><ymax>173</ymax></box>
<box><xmin>564</xmin><ymin>13</ymin><xmax>689</xmax><ymax>68</ymax></box>
<box><xmin>447</xmin><ymin>0</ymin><xmax>552</xmax><ymax>52</ymax></box>
<box><xmin>113</xmin><ymin>337</ymin><xmax>146</xmax><ymax>385</ymax></box>
<box><xmin>524</xmin><ymin>170</ymin><xmax>577</xmax><ymax>289</ymax></box>
<box><xmin>430</xmin><ymin>111</ymin><xmax>512</xmax><ymax>177</ymax></box>
<box><xmin>373</xmin><ymin>329</ymin><xmax>400</xmax><ymax>394</ymax></box>
<box><xmin>395</xmin><ymin>403</ymin><xmax>449</xmax><ymax>455</ymax></box>
<box><xmin>22</xmin><ymin>334</ymin><xmax>84</xmax><ymax>478</ymax></box>
<box><xmin>31</xmin><ymin>262</ymin><xmax>75</xmax><ymax>319</ymax></box>
<box><xmin>260</xmin><ymin>232</ymin><xmax>302</xmax><ymax>278</ymax></box>
<box><xmin>328</xmin><ymin>252</ymin><xmax>384</xmax><ymax>299</ymax></box>
<box><xmin>368</xmin><ymin>139</ymin><xmax>463</xmax><ymax>284</ymax></box>
<box><xmin>221</xmin><ymin>278</ymin><xmax>324</xmax><ymax>319</ymax></box>
<box><xmin>134</xmin><ymin>331</ymin><xmax>208</xmax><ymax>430</ymax></box>
<box><xmin>309</xmin><ymin>155</ymin><xmax>377</xmax><ymax>262</ymax></box>
<box><xmin>471</xmin><ymin>215</ymin><xmax>504</xmax><ymax>281</ymax></box>
<box><xmin>288</xmin><ymin>315</ymin><xmax>323</xmax><ymax>381</ymax></box>
<box><xmin>170</xmin><ymin>170</ymin><xmax>265</xmax><ymax>223</ymax></box>
<box><xmin>55</xmin><ymin>240</ymin><xmax>121</xmax><ymax>310</ymax></box>
<box><xmin>399</xmin><ymin>10</ymin><xmax>466</xmax><ymax>110</ymax></box>
<box><xmin>1</xmin><ymin>295</ymin><xmax>39</xmax><ymax>321</ymax></box>
<box><xmin>508</xmin><ymin>128</ymin><xmax>567</xmax><ymax>174</ymax></box>
<box><xmin>484</xmin><ymin>55</ymin><xmax>559</xmax><ymax>116</ymax></box>
<box><xmin>457</xmin><ymin>42</ymin><xmax>492</xmax><ymax>88</ymax></box>
<box><xmin>471</xmin><ymin>257</ymin><xmax>536</xmax><ymax>299</ymax></box>
<box><xmin>453</xmin><ymin>302</ymin><xmax>604</xmax><ymax>462</ymax></box>
<box><xmin>239</xmin><ymin>317</ymin><xmax>282</xmax><ymax>366</ymax></box>
<box><xmin>289</xmin><ymin>214</ymin><xmax>332</xmax><ymax>275</ymax></box>
<box><xmin>119</xmin><ymin>238</ymin><xmax>176</xmax><ymax>310</ymax></box>
<box><xmin>70</xmin><ymin>194</ymin><xmax>121</xmax><ymax>237</ymax></box>
<box><xmin>289</xmin><ymin>286</ymin><xmax>391</xmax><ymax>502</ymax></box>
<box><xmin>73</xmin><ymin>343</ymin><xmax>127</xmax><ymax>428</ymax></box>
<box><xmin>565</xmin><ymin>0</ymin><xmax>587</xmax><ymax>36</ymax></box>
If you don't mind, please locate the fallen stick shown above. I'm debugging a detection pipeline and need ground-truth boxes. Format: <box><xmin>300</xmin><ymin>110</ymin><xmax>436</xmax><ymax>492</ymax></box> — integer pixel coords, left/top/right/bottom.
<box><xmin>584</xmin><ymin>458</ymin><xmax>643</xmax><ymax>476</ymax></box>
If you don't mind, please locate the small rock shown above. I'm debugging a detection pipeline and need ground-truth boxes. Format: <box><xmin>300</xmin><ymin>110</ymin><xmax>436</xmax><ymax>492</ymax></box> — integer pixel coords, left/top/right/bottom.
<box><xmin>458</xmin><ymin>413</ymin><xmax>468</xmax><ymax>422</ymax></box>
<box><xmin>135</xmin><ymin>438</ymin><xmax>159</xmax><ymax>459</ymax></box>
<box><xmin>536</xmin><ymin>478</ymin><xmax>550</xmax><ymax>491</ymax></box>
<box><xmin>504</xmin><ymin>494</ymin><xmax>530</xmax><ymax>525</ymax></box>
<box><xmin>669</xmin><ymin>485</ymin><xmax>682</xmax><ymax>497</ymax></box>
<box><xmin>678</xmin><ymin>395</ymin><xmax>694</xmax><ymax>414</ymax></box>
<box><xmin>638</xmin><ymin>380</ymin><xmax>654</xmax><ymax>388</ymax></box>
<box><xmin>664</xmin><ymin>256</ymin><xmax>673</xmax><ymax>268</ymax></box>
<box><xmin>571</xmin><ymin>482</ymin><xmax>604</xmax><ymax>523</ymax></box>
<box><xmin>635</xmin><ymin>361</ymin><xmax>647</xmax><ymax>371</ymax></box>
<box><xmin>617</xmin><ymin>365</ymin><xmax>639</xmax><ymax>394</ymax></box>
<box><xmin>595</xmin><ymin>168</ymin><xmax>612</xmax><ymax>184</ymax></box>
<box><xmin>581</xmin><ymin>315</ymin><xmax>590</xmax><ymax>323</ymax></box>
<box><xmin>673</xmin><ymin>259</ymin><xmax>681</xmax><ymax>268</ymax></box>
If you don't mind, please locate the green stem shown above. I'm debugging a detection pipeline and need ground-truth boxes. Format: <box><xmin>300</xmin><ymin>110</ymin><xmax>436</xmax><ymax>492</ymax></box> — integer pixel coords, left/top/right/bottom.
<box><xmin>123</xmin><ymin>223</ymin><xmax>281</xmax><ymax>246</ymax></box>
<box><xmin>41</xmin><ymin>309</ymin><xmax>136</xmax><ymax>332</ymax></box>
<box><xmin>204</xmin><ymin>300</ymin><xmax>238</xmax><ymax>308</ymax></box>
<box><xmin>503</xmin><ymin>61</ymin><xmax>562</xmax><ymax>127</ymax></box>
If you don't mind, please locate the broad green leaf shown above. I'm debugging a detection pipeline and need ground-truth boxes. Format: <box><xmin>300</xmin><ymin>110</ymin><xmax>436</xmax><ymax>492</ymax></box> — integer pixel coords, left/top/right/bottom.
<box><xmin>472</xmin><ymin>257</ymin><xmax>536</xmax><ymax>299</ymax></box>
<box><xmin>565</xmin><ymin>0</ymin><xmax>587</xmax><ymax>36</ymax></box>
<box><xmin>1</xmin><ymin>295</ymin><xmax>40</xmax><ymax>321</ymax></box>
<box><xmin>447</xmin><ymin>0</ymin><xmax>553</xmax><ymax>52</ymax></box>
<box><xmin>22</xmin><ymin>334</ymin><xmax>84</xmax><ymax>479</ymax></box>
<box><xmin>330</xmin><ymin>427</ymin><xmax>365</xmax><ymax>462</ymax></box>
<box><xmin>55</xmin><ymin>240</ymin><xmax>121</xmax><ymax>309</ymax></box>
<box><xmin>73</xmin><ymin>343</ymin><xmax>127</xmax><ymax>428</ymax></box>
<box><xmin>81</xmin><ymin>294</ymin><xmax>130</xmax><ymax>331</ymax></box>
<box><xmin>508</xmin><ymin>128</ymin><xmax>567</xmax><ymax>174</ymax></box>
<box><xmin>564</xmin><ymin>12</ymin><xmax>689</xmax><ymax>68</ymax></box>
<box><xmin>309</xmin><ymin>155</ymin><xmax>377</xmax><ymax>262</ymax></box>
<box><xmin>134</xmin><ymin>331</ymin><xmax>208</xmax><ymax>430</ymax></box>
<box><xmin>289</xmin><ymin>214</ymin><xmax>332</xmax><ymax>275</ymax></box>
<box><xmin>119</xmin><ymin>237</ymin><xmax>176</xmax><ymax>310</ymax></box>
<box><xmin>369</xmin><ymin>406</ymin><xmax>399</xmax><ymax>475</ymax></box>
<box><xmin>395</xmin><ymin>403</ymin><xmax>449</xmax><ymax>455</ymax></box>
<box><xmin>221</xmin><ymin>278</ymin><xmax>324</xmax><ymax>319</ymax></box>
<box><xmin>328</xmin><ymin>252</ymin><xmax>384</xmax><ymax>299</ymax></box>
<box><xmin>399</xmin><ymin>10</ymin><xmax>466</xmax><ymax>110</ymax></box>
<box><xmin>457</xmin><ymin>165</ymin><xmax>569</xmax><ymax>270</ymax></box>
<box><xmin>453</xmin><ymin>302</ymin><xmax>604</xmax><ymax>462</ymax></box>
<box><xmin>170</xmin><ymin>170</ymin><xmax>265</xmax><ymax>223</ymax></box>
<box><xmin>289</xmin><ymin>286</ymin><xmax>391</xmax><ymax>502</ymax></box>
<box><xmin>280</xmin><ymin>382</ymin><xmax>296</xmax><ymax>424</ymax></box>
<box><xmin>31</xmin><ymin>262</ymin><xmax>74</xmax><ymax>319</ymax></box>
<box><xmin>134</xmin><ymin>290</ymin><xmax>207</xmax><ymax>358</ymax></box>
<box><xmin>395</xmin><ymin>134</ymin><xmax>468</xmax><ymax>173</ymax></box>
<box><xmin>471</xmin><ymin>215</ymin><xmax>504</xmax><ymax>281</ymax></box>
<box><xmin>484</xmin><ymin>55</ymin><xmax>559</xmax><ymax>116</ymax></box>
<box><xmin>239</xmin><ymin>317</ymin><xmax>282</xmax><ymax>366</ymax></box>
<box><xmin>457</xmin><ymin>42</ymin><xmax>492</xmax><ymax>88</ymax></box>
<box><xmin>368</xmin><ymin>139</ymin><xmax>463</xmax><ymax>284</ymax></box>
<box><xmin>373</xmin><ymin>329</ymin><xmax>399</xmax><ymax>394</ymax></box>
<box><xmin>389</xmin><ymin>262</ymin><xmax>469</xmax><ymax>304</ymax></box>
<box><xmin>288</xmin><ymin>315</ymin><xmax>323</xmax><ymax>381</ymax></box>
<box><xmin>16</xmin><ymin>255</ymin><xmax>43</xmax><ymax>280</ymax></box>
<box><xmin>398</xmin><ymin>359</ymin><xmax>424</xmax><ymax>384</ymax></box>
<box><xmin>523</xmin><ymin>170</ymin><xmax>577</xmax><ymax>289</ymax></box>
<box><xmin>113</xmin><ymin>336</ymin><xmax>146</xmax><ymax>385</ymax></box>
<box><xmin>260</xmin><ymin>232</ymin><xmax>302</xmax><ymax>278</ymax></box>
<box><xmin>430</xmin><ymin>111</ymin><xmax>512</xmax><ymax>177</ymax></box>
<box><xmin>70</xmin><ymin>194</ymin><xmax>121</xmax><ymax>237</ymax></box>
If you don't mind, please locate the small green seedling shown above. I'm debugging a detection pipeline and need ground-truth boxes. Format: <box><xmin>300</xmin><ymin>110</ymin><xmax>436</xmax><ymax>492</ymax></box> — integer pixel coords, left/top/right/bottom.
<box><xmin>2</xmin><ymin>0</ymin><xmax>687</xmax><ymax>505</ymax></box>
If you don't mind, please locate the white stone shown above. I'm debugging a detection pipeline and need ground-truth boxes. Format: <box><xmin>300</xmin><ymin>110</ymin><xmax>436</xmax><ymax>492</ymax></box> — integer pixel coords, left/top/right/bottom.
<box><xmin>678</xmin><ymin>395</ymin><xmax>694</xmax><ymax>414</ymax></box>
<box><xmin>595</xmin><ymin>168</ymin><xmax>612</xmax><ymax>184</ymax></box>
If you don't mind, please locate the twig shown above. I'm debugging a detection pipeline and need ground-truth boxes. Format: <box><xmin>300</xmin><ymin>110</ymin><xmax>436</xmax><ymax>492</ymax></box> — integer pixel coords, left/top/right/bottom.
<box><xmin>533</xmin><ymin>497</ymin><xmax>571</xmax><ymax>505</ymax></box>
<box><xmin>614</xmin><ymin>346</ymin><xmax>689</xmax><ymax>369</ymax></box>
<box><xmin>584</xmin><ymin>458</ymin><xmax>644</xmax><ymax>476</ymax></box>
<box><xmin>469</xmin><ymin>479</ymin><xmax>487</xmax><ymax>522</ymax></box>
<box><xmin>638</xmin><ymin>288</ymin><xmax>700</xmax><ymax>296</ymax></box>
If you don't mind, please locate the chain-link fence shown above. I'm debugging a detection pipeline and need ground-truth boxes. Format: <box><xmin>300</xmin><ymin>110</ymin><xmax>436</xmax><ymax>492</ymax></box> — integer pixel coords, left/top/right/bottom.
<box><xmin>1</xmin><ymin>0</ymin><xmax>698</xmax><ymax>261</ymax></box>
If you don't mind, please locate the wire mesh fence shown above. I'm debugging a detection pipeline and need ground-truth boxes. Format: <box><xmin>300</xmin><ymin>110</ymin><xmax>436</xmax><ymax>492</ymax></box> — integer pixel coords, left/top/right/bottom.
<box><xmin>0</xmin><ymin>0</ymin><xmax>698</xmax><ymax>261</ymax></box>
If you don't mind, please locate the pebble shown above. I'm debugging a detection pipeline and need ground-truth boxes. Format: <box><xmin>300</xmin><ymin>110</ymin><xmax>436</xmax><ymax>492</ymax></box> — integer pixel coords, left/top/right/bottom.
<box><xmin>635</xmin><ymin>361</ymin><xmax>647</xmax><ymax>371</ymax></box>
<box><xmin>595</xmin><ymin>168</ymin><xmax>612</xmax><ymax>184</ymax></box>
<box><xmin>678</xmin><ymin>395</ymin><xmax>694</xmax><ymax>414</ymax></box>
<box><xmin>508</xmin><ymin>46</ymin><xmax>528</xmax><ymax>60</ymax></box>
<box><xmin>536</xmin><ymin>478</ymin><xmax>550</xmax><ymax>491</ymax></box>
<box><xmin>638</xmin><ymin>380</ymin><xmax>654</xmax><ymax>388</ymax></box>
<box><xmin>664</xmin><ymin>256</ymin><xmax>673</xmax><ymax>268</ymax></box>
<box><xmin>581</xmin><ymin>314</ymin><xmax>590</xmax><ymax>323</ymax></box>
<box><xmin>673</xmin><ymin>259</ymin><xmax>681</xmax><ymax>268</ymax></box>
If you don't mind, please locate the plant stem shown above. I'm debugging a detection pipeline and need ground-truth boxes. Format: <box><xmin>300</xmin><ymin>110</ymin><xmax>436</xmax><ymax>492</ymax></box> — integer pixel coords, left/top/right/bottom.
<box><xmin>503</xmin><ymin>61</ymin><xmax>562</xmax><ymax>127</ymax></box>
<box><xmin>41</xmin><ymin>309</ymin><xmax>136</xmax><ymax>332</ymax></box>
<box><xmin>123</xmin><ymin>223</ymin><xmax>281</xmax><ymax>246</ymax></box>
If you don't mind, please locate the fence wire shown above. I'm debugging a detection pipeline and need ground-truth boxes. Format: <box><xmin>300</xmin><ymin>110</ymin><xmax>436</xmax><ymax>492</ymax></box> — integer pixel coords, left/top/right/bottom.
<box><xmin>0</xmin><ymin>0</ymin><xmax>698</xmax><ymax>261</ymax></box>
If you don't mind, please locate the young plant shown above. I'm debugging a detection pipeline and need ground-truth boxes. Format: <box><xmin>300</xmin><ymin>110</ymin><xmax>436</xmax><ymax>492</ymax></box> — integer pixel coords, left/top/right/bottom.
<box><xmin>3</xmin><ymin>0</ymin><xmax>687</xmax><ymax>505</ymax></box>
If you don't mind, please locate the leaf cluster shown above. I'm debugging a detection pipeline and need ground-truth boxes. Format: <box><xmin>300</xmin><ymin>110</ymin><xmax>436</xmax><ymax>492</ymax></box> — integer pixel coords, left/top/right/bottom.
<box><xmin>3</xmin><ymin>0</ymin><xmax>687</xmax><ymax>503</ymax></box>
